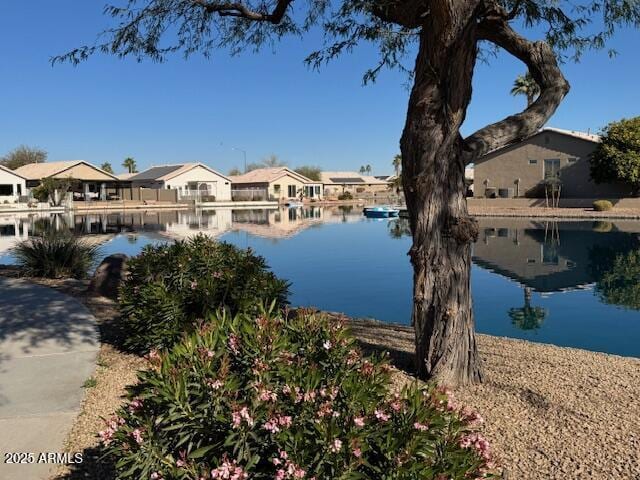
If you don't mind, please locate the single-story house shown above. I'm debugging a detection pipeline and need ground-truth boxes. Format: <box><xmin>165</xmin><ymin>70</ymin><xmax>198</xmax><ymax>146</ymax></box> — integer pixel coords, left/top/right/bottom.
<box><xmin>14</xmin><ymin>160</ymin><xmax>122</xmax><ymax>201</ymax></box>
<box><xmin>474</xmin><ymin>127</ymin><xmax>633</xmax><ymax>199</ymax></box>
<box><xmin>229</xmin><ymin>167</ymin><xmax>323</xmax><ymax>201</ymax></box>
<box><xmin>127</xmin><ymin>163</ymin><xmax>232</xmax><ymax>201</ymax></box>
<box><xmin>0</xmin><ymin>165</ymin><xmax>27</xmax><ymax>203</ymax></box>
<box><xmin>320</xmin><ymin>171</ymin><xmax>390</xmax><ymax>197</ymax></box>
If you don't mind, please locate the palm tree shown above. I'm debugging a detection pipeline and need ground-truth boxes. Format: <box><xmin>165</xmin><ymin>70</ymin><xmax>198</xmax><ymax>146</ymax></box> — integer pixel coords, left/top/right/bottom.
<box><xmin>365</xmin><ymin>164</ymin><xmax>372</xmax><ymax>175</ymax></box>
<box><xmin>510</xmin><ymin>72</ymin><xmax>540</xmax><ymax>107</ymax></box>
<box><xmin>392</xmin><ymin>154</ymin><xmax>402</xmax><ymax>177</ymax></box>
<box><xmin>100</xmin><ymin>162</ymin><xmax>114</xmax><ymax>174</ymax></box>
<box><xmin>507</xmin><ymin>287</ymin><xmax>547</xmax><ymax>330</ymax></box>
<box><xmin>122</xmin><ymin>157</ymin><xmax>137</xmax><ymax>173</ymax></box>
<box><xmin>359</xmin><ymin>166</ymin><xmax>366</xmax><ymax>175</ymax></box>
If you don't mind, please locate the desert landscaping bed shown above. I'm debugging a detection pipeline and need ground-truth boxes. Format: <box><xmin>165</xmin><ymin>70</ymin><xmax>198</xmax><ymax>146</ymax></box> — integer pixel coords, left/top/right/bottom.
<box><xmin>1</xmin><ymin>267</ymin><xmax>638</xmax><ymax>479</ymax></box>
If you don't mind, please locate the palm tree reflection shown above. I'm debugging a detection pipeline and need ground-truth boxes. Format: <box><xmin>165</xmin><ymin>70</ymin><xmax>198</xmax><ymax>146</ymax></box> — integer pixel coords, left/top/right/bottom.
<box><xmin>508</xmin><ymin>286</ymin><xmax>547</xmax><ymax>331</ymax></box>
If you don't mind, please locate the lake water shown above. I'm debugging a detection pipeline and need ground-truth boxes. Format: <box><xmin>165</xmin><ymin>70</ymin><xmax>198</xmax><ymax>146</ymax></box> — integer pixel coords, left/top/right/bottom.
<box><xmin>1</xmin><ymin>207</ymin><xmax>639</xmax><ymax>358</ymax></box>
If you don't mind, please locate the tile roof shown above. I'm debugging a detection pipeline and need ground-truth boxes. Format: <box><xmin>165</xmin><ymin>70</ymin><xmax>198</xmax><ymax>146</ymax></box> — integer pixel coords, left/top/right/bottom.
<box><xmin>128</xmin><ymin>163</ymin><xmax>231</xmax><ymax>182</ymax></box>
<box><xmin>128</xmin><ymin>165</ymin><xmax>184</xmax><ymax>181</ymax></box>
<box><xmin>320</xmin><ymin>171</ymin><xmax>389</xmax><ymax>185</ymax></box>
<box><xmin>0</xmin><ymin>164</ymin><xmax>27</xmax><ymax>179</ymax></box>
<box><xmin>14</xmin><ymin>161</ymin><xmax>118</xmax><ymax>180</ymax></box>
<box><xmin>229</xmin><ymin>167</ymin><xmax>315</xmax><ymax>184</ymax></box>
<box><xmin>542</xmin><ymin>127</ymin><xmax>601</xmax><ymax>143</ymax></box>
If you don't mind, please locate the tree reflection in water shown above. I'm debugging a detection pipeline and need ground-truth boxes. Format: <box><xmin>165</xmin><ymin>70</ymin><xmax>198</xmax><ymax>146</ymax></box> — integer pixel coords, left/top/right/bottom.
<box><xmin>507</xmin><ymin>287</ymin><xmax>547</xmax><ymax>330</ymax></box>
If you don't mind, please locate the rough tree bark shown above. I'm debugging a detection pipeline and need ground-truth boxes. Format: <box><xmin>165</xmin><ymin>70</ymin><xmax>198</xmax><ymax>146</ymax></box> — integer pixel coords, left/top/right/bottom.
<box><xmin>400</xmin><ymin>0</ymin><xmax>569</xmax><ymax>385</ymax></box>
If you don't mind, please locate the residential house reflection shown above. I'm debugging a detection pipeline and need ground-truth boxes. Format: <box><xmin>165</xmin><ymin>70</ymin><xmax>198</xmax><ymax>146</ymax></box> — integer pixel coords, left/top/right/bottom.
<box><xmin>231</xmin><ymin>206</ymin><xmax>324</xmax><ymax>239</ymax></box>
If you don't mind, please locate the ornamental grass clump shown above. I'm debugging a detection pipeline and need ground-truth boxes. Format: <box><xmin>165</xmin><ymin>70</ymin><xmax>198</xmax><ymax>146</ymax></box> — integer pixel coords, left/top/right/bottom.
<box><xmin>118</xmin><ymin>234</ymin><xmax>289</xmax><ymax>352</ymax></box>
<box><xmin>100</xmin><ymin>306</ymin><xmax>496</xmax><ymax>480</ymax></box>
<box><xmin>592</xmin><ymin>200</ymin><xmax>614</xmax><ymax>211</ymax></box>
<box><xmin>12</xmin><ymin>231</ymin><xmax>99</xmax><ymax>279</ymax></box>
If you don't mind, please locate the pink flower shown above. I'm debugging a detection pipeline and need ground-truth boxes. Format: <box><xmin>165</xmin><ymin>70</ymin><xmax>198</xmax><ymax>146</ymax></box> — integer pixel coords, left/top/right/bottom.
<box><xmin>207</xmin><ymin>379</ymin><xmax>224</xmax><ymax>390</ymax></box>
<box><xmin>231</xmin><ymin>406</ymin><xmax>254</xmax><ymax>428</ymax></box>
<box><xmin>228</xmin><ymin>334</ymin><xmax>240</xmax><ymax>355</ymax></box>
<box><xmin>330</xmin><ymin>439</ymin><xmax>342</xmax><ymax>453</ymax></box>
<box><xmin>150</xmin><ymin>472</ymin><xmax>163</xmax><ymax>480</ymax></box>
<box><xmin>374</xmin><ymin>409</ymin><xmax>390</xmax><ymax>422</ymax></box>
<box><xmin>353</xmin><ymin>416</ymin><xmax>365</xmax><ymax>427</ymax></box>
<box><xmin>131</xmin><ymin>428</ymin><xmax>144</xmax><ymax>445</ymax></box>
<box><xmin>258</xmin><ymin>388</ymin><xmax>277</xmax><ymax>402</ymax></box>
<box><xmin>210</xmin><ymin>457</ymin><xmax>248</xmax><ymax>479</ymax></box>
<box><xmin>322</xmin><ymin>340</ymin><xmax>332</xmax><ymax>350</ymax></box>
<box><xmin>128</xmin><ymin>397</ymin><xmax>144</xmax><ymax>413</ymax></box>
<box><xmin>190</xmin><ymin>280</ymin><xmax>198</xmax><ymax>290</ymax></box>
<box><xmin>352</xmin><ymin>447</ymin><xmax>362</xmax><ymax>458</ymax></box>
<box><xmin>413</xmin><ymin>422</ymin><xmax>429</xmax><ymax>431</ymax></box>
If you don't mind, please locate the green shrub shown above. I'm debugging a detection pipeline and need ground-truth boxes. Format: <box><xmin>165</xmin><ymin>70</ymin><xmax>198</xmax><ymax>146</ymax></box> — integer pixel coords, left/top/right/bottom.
<box><xmin>593</xmin><ymin>200</ymin><xmax>613</xmax><ymax>211</ymax></box>
<box><xmin>100</xmin><ymin>307</ymin><xmax>496</xmax><ymax>480</ymax></box>
<box><xmin>337</xmin><ymin>191</ymin><xmax>353</xmax><ymax>200</ymax></box>
<box><xmin>12</xmin><ymin>232</ymin><xmax>99</xmax><ymax>279</ymax></box>
<box><xmin>118</xmin><ymin>234</ymin><xmax>289</xmax><ymax>352</ymax></box>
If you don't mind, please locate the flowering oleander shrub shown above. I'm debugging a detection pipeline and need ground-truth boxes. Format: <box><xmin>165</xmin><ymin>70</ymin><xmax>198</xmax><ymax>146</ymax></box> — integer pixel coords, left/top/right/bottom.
<box><xmin>101</xmin><ymin>306</ymin><xmax>497</xmax><ymax>480</ymax></box>
<box><xmin>118</xmin><ymin>234</ymin><xmax>289</xmax><ymax>351</ymax></box>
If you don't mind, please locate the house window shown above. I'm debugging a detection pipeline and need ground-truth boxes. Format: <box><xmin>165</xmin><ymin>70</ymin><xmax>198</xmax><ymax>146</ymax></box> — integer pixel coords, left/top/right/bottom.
<box><xmin>16</xmin><ymin>184</ymin><xmax>22</xmax><ymax>195</ymax></box>
<box><xmin>287</xmin><ymin>185</ymin><xmax>296</xmax><ymax>197</ymax></box>
<box><xmin>568</xmin><ymin>157</ymin><xmax>578</xmax><ymax>163</ymax></box>
<box><xmin>273</xmin><ymin>184</ymin><xmax>281</xmax><ymax>192</ymax></box>
<box><xmin>314</xmin><ymin>186</ymin><xmax>320</xmax><ymax>195</ymax></box>
<box><xmin>0</xmin><ymin>184</ymin><xmax>15</xmax><ymax>196</ymax></box>
<box><xmin>544</xmin><ymin>159</ymin><xmax>561</xmax><ymax>179</ymax></box>
<box><xmin>528</xmin><ymin>159</ymin><xmax>537</xmax><ymax>165</ymax></box>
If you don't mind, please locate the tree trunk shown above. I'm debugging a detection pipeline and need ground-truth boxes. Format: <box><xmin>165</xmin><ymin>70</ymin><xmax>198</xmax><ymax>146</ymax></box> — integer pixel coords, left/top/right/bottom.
<box><xmin>400</xmin><ymin>10</ymin><xmax>482</xmax><ymax>386</ymax></box>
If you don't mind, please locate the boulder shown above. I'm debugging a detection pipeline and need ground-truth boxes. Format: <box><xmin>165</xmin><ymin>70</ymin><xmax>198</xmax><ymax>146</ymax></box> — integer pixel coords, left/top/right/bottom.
<box><xmin>89</xmin><ymin>254</ymin><xmax>129</xmax><ymax>299</ymax></box>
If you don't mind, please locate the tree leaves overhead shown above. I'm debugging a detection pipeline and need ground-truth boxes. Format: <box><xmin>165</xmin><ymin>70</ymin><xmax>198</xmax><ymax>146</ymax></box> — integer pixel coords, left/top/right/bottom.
<box><xmin>53</xmin><ymin>0</ymin><xmax>640</xmax><ymax>81</ymax></box>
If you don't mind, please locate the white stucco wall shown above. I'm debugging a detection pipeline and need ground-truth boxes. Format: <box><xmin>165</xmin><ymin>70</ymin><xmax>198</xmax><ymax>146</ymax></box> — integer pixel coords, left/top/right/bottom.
<box><xmin>0</xmin><ymin>168</ymin><xmax>26</xmax><ymax>203</ymax></box>
<box><xmin>167</xmin><ymin>165</ymin><xmax>232</xmax><ymax>201</ymax></box>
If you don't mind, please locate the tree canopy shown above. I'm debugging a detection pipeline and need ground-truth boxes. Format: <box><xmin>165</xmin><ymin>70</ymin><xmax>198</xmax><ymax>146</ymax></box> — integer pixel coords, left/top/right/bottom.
<box><xmin>590</xmin><ymin>117</ymin><xmax>640</xmax><ymax>190</ymax></box>
<box><xmin>122</xmin><ymin>157</ymin><xmax>138</xmax><ymax>173</ymax></box>
<box><xmin>510</xmin><ymin>72</ymin><xmax>540</xmax><ymax>107</ymax></box>
<box><xmin>101</xmin><ymin>162</ymin><xmax>114</xmax><ymax>173</ymax></box>
<box><xmin>294</xmin><ymin>165</ymin><xmax>321</xmax><ymax>180</ymax></box>
<box><xmin>54</xmin><ymin>0</ymin><xmax>640</xmax><ymax>386</ymax></box>
<box><xmin>1</xmin><ymin>145</ymin><xmax>47</xmax><ymax>170</ymax></box>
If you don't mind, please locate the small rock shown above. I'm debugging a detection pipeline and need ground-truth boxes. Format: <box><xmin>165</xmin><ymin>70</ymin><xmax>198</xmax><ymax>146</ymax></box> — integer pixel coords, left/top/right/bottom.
<box><xmin>89</xmin><ymin>254</ymin><xmax>129</xmax><ymax>299</ymax></box>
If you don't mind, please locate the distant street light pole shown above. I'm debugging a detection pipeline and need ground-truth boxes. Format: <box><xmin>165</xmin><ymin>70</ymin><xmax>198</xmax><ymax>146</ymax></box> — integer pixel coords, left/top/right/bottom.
<box><xmin>232</xmin><ymin>147</ymin><xmax>247</xmax><ymax>172</ymax></box>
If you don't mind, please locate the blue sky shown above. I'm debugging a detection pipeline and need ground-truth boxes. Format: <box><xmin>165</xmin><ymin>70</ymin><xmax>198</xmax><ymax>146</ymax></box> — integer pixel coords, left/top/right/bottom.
<box><xmin>1</xmin><ymin>1</ymin><xmax>639</xmax><ymax>175</ymax></box>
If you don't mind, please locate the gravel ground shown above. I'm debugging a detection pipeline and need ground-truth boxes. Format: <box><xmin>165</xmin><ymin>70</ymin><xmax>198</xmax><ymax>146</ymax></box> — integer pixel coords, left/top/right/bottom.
<box><xmin>350</xmin><ymin>318</ymin><xmax>640</xmax><ymax>480</ymax></box>
<box><xmin>3</xmin><ymin>268</ymin><xmax>638</xmax><ymax>479</ymax></box>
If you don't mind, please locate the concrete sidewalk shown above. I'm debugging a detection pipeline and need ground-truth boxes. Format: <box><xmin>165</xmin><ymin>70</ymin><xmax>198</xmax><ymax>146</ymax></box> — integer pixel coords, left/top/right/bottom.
<box><xmin>0</xmin><ymin>277</ymin><xmax>98</xmax><ymax>480</ymax></box>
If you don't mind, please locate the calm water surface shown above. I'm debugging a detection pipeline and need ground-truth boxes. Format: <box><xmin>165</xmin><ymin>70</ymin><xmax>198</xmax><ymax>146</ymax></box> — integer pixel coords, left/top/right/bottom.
<box><xmin>1</xmin><ymin>207</ymin><xmax>639</xmax><ymax>357</ymax></box>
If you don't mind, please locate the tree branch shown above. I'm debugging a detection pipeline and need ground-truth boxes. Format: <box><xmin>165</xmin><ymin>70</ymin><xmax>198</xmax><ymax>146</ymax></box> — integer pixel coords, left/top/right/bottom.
<box><xmin>463</xmin><ymin>5</ymin><xmax>570</xmax><ymax>162</ymax></box>
<box><xmin>191</xmin><ymin>0</ymin><xmax>293</xmax><ymax>23</ymax></box>
<box><xmin>370</xmin><ymin>0</ymin><xmax>430</xmax><ymax>29</ymax></box>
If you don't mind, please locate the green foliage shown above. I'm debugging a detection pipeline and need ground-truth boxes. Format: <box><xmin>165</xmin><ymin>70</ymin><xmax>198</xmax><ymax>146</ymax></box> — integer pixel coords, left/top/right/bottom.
<box><xmin>100</xmin><ymin>307</ymin><xmax>495</xmax><ymax>480</ymax></box>
<box><xmin>12</xmin><ymin>232</ymin><xmax>100</xmax><ymax>279</ymax></box>
<box><xmin>52</xmin><ymin>0</ymin><xmax>640</xmax><ymax>84</ymax></box>
<box><xmin>262</xmin><ymin>154</ymin><xmax>286</xmax><ymax>168</ymax></box>
<box><xmin>228</xmin><ymin>167</ymin><xmax>243</xmax><ymax>176</ymax></box>
<box><xmin>594</xmin><ymin>250</ymin><xmax>640</xmax><ymax>310</ymax></box>
<box><xmin>101</xmin><ymin>162</ymin><xmax>114</xmax><ymax>174</ymax></box>
<box><xmin>122</xmin><ymin>157</ymin><xmax>137</xmax><ymax>174</ymax></box>
<box><xmin>0</xmin><ymin>145</ymin><xmax>47</xmax><ymax>170</ymax></box>
<box><xmin>118</xmin><ymin>234</ymin><xmax>290</xmax><ymax>352</ymax></box>
<box><xmin>294</xmin><ymin>165</ymin><xmax>321</xmax><ymax>181</ymax></box>
<box><xmin>590</xmin><ymin>117</ymin><xmax>640</xmax><ymax>189</ymax></box>
<box><xmin>593</xmin><ymin>200</ymin><xmax>614</xmax><ymax>211</ymax></box>
<box><xmin>510</xmin><ymin>72</ymin><xmax>540</xmax><ymax>106</ymax></box>
<box><xmin>337</xmin><ymin>191</ymin><xmax>353</xmax><ymax>200</ymax></box>
<box><xmin>31</xmin><ymin>177</ymin><xmax>74</xmax><ymax>205</ymax></box>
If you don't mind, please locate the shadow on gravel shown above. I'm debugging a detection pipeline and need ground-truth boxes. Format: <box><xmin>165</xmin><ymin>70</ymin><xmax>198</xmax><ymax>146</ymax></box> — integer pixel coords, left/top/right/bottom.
<box><xmin>53</xmin><ymin>446</ymin><xmax>115</xmax><ymax>480</ymax></box>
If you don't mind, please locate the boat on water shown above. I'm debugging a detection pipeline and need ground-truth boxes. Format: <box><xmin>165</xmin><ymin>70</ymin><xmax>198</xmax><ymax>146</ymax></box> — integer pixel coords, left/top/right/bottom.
<box><xmin>363</xmin><ymin>206</ymin><xmax>400</xmax><ymax>218</ymax></box>
<box><xmin>285</xmin><ymin>201</ymin><xmax>304</xmax><ymax>207</ymax></box>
